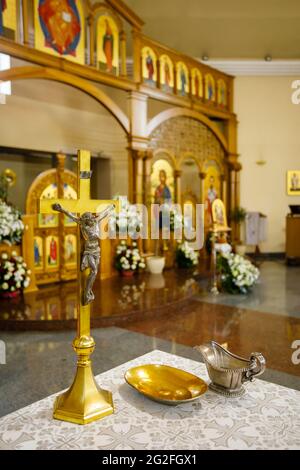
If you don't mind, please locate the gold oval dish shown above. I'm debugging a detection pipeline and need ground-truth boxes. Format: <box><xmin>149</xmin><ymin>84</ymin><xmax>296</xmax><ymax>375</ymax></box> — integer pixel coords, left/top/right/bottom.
<box><xmin>125</xmin><ymin>364</ymin><xmax>208</xmax><ymax>405</ymax></box>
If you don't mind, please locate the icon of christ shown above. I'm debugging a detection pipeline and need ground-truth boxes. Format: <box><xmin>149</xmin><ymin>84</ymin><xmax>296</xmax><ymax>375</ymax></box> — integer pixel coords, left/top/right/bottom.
<box><xmin>0</xmin><ymin>0</ymin><xmax>7</xmax><ymax>34</ymax></box>
<box><xmin>38</xmin><ymin>0</ymin><xmax>81</xmax><ymax>56</ymax></box>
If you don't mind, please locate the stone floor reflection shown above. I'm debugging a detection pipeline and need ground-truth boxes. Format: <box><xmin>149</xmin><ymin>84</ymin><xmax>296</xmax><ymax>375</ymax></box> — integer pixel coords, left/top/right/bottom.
<box><xmin>0</xmin><ymin>270</ymin><xmax>200</xmax><ymax>329</ymax></box>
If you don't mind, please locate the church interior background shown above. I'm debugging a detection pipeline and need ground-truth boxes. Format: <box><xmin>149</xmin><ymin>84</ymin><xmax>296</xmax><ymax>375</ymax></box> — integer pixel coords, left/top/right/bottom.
<box><xmin>0</xmin><ymin>0</ymin><xmax>300</xmax><ymax>450</ymax></box>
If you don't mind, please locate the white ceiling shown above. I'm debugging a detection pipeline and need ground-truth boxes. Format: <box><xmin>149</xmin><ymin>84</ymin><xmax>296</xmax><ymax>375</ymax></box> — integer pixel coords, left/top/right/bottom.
<box><xmin>126</xmin><ymin>0</ymin><xmax>300</xmax><ymax>59</ymax></box>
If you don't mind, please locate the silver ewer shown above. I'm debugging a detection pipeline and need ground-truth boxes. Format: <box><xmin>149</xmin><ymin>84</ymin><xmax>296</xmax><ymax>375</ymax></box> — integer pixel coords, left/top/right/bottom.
<box><xmin>195</xmin><ymin>341</ymin><xmax>266</xmax><ymax>397</ymax></box>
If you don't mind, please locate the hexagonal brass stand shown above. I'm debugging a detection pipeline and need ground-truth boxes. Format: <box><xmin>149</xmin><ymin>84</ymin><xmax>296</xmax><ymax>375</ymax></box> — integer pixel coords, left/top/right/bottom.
<box><xmin>53</xmin><ymin>335</ymin><xmax>114</xmax><ymax>425</ymax></box>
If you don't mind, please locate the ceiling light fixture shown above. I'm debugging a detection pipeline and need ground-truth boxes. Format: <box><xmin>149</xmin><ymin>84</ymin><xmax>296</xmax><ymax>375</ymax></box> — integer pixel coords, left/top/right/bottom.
<box><xmin>264</xmin><ymin>55</ymin><xmax>272</xmax><ymax>62</ymax></box>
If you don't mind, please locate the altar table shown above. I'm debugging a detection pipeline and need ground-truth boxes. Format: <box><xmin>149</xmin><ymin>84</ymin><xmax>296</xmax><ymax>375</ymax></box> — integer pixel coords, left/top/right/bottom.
<box><xmin>0</xmin><ymin>350</ymin><xmax>300</xmax><ymax>450</ymax></box>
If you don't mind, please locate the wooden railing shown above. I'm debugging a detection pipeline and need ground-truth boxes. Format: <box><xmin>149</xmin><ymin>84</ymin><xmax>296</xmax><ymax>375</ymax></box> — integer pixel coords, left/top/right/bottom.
<box><xmin>0</xmin><ymin>0</ymin><xmax>234</xmax><ymax>115</ymax></box>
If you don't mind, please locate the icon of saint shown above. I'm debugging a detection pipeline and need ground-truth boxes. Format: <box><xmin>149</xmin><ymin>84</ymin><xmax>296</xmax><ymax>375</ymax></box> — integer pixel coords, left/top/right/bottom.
<box><xmin>154</xmin><ymin>169</ymin><xmax>172</xmax><ymax>205</ymax></box>
<box><xmin>0</xmin><ymin>0</ymin><xmax>7</xmax><ymax>34</ymax></box>
<box><xmin>164</xmin><ymin>61</ymin><xmax>171</xmax><ymax>87</ymax></box>
<box><xmin>291</xmin><ymin>173</ymin><xmax>300</xmax><ymax>191</ymax></box>
<box><xmin>34</xmin><ymin>239</ymin><xmax>41</xmax><ymax>266</ymax></box>
<box><xmin>103</xmin><ymin>18</ymin><xmax>114</xmax><ymax>72</ymax></box>
<box><xmin>146</xmin><ymin>50</ymin><xmax>154</xmax><ymax>81</ymax></box>
<box><xmin>208</xmin><ymin>78</ymin><xmax>214</xmax><ymax>100</ymax></box>
<box><xmin>49</xmin><ymin>237</ymin><xmax>57</xmax><ymax>265</ymax></box>
<box><xmin>180</xmin><ymin>67</ymin><xmax>187</xmax><ymax>95</ymax></box>
<box><xmin>39</xmin><ymin>0</ymin><xmax>81</xmax><ymax>56</ymax></box>
<box><xmin>205</xmin><ymin>176</ymin><xmax>218</xmax><ymax>225</ymax></box>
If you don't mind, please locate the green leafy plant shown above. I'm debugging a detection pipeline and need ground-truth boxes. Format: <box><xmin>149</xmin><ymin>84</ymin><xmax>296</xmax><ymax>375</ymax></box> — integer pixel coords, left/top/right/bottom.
<box><xmin>231</xmin><ymin>207</ymin><xmax>247</xmax><ymax>224</ymax></box>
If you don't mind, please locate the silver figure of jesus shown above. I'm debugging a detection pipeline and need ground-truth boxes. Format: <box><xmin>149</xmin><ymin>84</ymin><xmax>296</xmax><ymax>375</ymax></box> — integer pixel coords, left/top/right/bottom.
<box><xmin>52</xmin><ymin>203</ymin><xmax>114</xmax><ymax>306</ymax></box>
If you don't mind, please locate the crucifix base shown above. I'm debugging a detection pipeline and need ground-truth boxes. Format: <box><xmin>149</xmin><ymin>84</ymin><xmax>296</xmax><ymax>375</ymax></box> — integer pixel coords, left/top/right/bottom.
<box><xmin>53</xmin><ymin>362</ymin><xmax>114</xmax><ymax>425</ymax></box>
<box><xmin>53</xmin><ymin>336</ymin><xmax>114</xmax><ymax>425</ymax></box>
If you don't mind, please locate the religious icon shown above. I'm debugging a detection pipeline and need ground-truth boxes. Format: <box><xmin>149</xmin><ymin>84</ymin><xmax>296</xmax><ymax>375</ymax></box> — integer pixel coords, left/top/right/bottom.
<box><xmin>0</xmin><ymin>0</ymin><xmax>7</xmax><ymax>35</ymax></box>
<box><xmin>160</xmin><ymin>55</ymin><xmax>174</xmax><ymax>93</ymax></box>
<box><xmin>146</xmin><ymin>50</ymin><xmax>154</xmax><ymax>81</ymax></box>
<box><xmin>46</xmin><ymin>235</ymin><xmax>59</xmax><ymax>267</ymax></box>
<box><xmin>97</xmin><ymin>15</ymin><xmax>119</xmax><ymax>75</ymax></box>
<box><xmin>102</xmin><ymin>19</ymin><xmax>114</xmax><ymax>72</ymax></box>
<box><xmin>34</xmin><ymin>236</ymin><xmax>43</xmax><ymax>268</ymax></box>
<box><xmin>287</xmin><ymin>170</ymin><xmax>300</xmax><ymax>195</ymax></box>
<box><xmin>151</xmin><ymin>159</ymin><xmax>174</xmax><ymax>203</ymax></box>
<box><xmin>204</xmin><ymin>169</ymin><xmax>221</xmax><ymax>227</ymax></box>
<box><xmin>38</xmin><ymin>0</ymin><xmax>81</xmax><ymax>56</ymax></box>
<box><xmin>217</xmin><ymin>79</ymin><xmax>227</xmax><ymax>106</ymax></box>
<box><xmin>191</xmin><ymin>68</ymin><xmax>203</xmax><ymax>99</ymax></box>
<box><xmin>63</xmin><ymin>184</ymin><xmax>77</xmax><ymax>226</ymax></box>
<box><xmin>64</xmin><ymin>234</ymin><xmax>77</xmax><ymax>265</ymax></box>
<box><xmin>154</xmin><ymin>169</ymin><xmax>172</xmax><ymax>205</ymax></box>
<box><xmin>38</xmin><ymin>183</ymin><xmax>59</xmax><ymax>227</ymax></box>
<box><xmin>52</xmin><ymin>203</ymin><xmax>114</xmax><ymax>305</ymax></box>
<box><xmin>142</xmin><ymin>47</ymin><xmax>157</xmax><ymax>86</ymax></box>
<box><xmin>212</xmin><ymin>199</ymin><xmax>229</xmax><ymax>231</ymax></box>
<box><xmin>205</xmin><ymin>74</ymin><xmax>216</xmax><ymax>101</ymax></box>
<box><xmin>0</xmin><ymin>0</ymin><xmax>16</xmax><ymax>39</ymax></box>
<box><xmin>176</xmin><ymin>62</ymin><xmax>189</xmax><ymax>96</ymax></box>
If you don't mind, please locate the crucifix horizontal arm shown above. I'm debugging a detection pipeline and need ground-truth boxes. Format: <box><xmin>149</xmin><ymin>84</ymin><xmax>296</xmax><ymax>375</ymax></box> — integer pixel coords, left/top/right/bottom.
<box><xmin>52</xmin><ymin>203</ymin><xmax>80</xmax><ymax>223</ymax></box>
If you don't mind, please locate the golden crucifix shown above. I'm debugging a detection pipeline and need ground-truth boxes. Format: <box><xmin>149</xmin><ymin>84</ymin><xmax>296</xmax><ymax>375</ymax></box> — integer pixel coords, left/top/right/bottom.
<box><xmin>39</xmin><ymin>150</ymin><xmax>118</xmax><ymax>425</ymax></box>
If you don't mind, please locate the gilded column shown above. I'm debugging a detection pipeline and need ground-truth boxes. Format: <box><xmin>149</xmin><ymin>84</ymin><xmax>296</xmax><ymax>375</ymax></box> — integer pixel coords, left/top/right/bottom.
<box><xmin>220</xmin><ymin>174</ymin><xmax>227</xmax><ymax>207</ymax></box>
<box><xmin>88</xmin><ymin>14</ymin><xmax>95</xmax><ymax>67</ymax></box>
<box><xmin>156</xmin><ymin>58</ymin><xmax>161</xmax><ymax>89</ymax></box>
<box><xmin>22</xmin><ymin>0</ymin><xmax>29</xmax><ymax>45</ymax></box>
<box><xmin>173</xmin><ymin>65</ymin><xmax>177</xmax><ymax>94</ymax></box>
<box><xmin>199</xmin><ymin>172</ymin><xmax>206</xmax><ymax>204</ymax></box>
<box><xmin>120</xmin><ymin>30</ymin><xmax>127</xmax><ymax>77</ymax></box>
<box><xmin>144</xmin><ymin>150</ymin><xmax>153</xmax><ymax>206</ymax></box>
<box><xmin>133</xmin><ymin>150</ymin><xmax>145</xmax><ymax>205</ymax></box>
<box><xmin>174</xmin><ymin>169</ymin><xmax>182</xmax><ymax>204</ymax></box>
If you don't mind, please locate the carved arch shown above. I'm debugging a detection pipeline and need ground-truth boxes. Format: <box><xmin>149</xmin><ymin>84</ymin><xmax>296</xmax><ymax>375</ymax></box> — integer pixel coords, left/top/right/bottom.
<box><xmin>178</xmin><ymin>152</ymin><xmax>201</xmax><ymax>172</ymax></box>
<box><xmin>0</xmin><ymin>66</ymin><xmax>130</xmax><ymax>134</ymax></box>
<box><xmin>146</xmin><ymin>107</ymin><xmax>228</xmax><ymax>152</ymax></box>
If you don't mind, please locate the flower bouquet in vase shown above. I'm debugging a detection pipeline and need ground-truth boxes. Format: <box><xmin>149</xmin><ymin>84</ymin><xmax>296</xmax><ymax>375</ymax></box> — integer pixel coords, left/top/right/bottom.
<box><xmin>115</xmin><ymin>241</ymin><xmax>146</xmax><ymax>277</ymax></box>
<box><xmin>0</xmin><ymin>251</ymin><xmax>31</xmax><ymax>299</ymax></box>
<box><xmin>217</xmin><ymin>252</ymin><xmax>260</xmax><ymax>294</ymax></box>
<box><xmin>176</xmin><ymin>241</ymin><xmax>199</xmax><ymax>269</ymax></box>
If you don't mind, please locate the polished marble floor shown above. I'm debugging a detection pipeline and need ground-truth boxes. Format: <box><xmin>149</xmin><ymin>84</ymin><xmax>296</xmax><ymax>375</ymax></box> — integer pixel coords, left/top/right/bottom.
<box><xmin>199</xmin><ymin>261</ymin><xmax>300</xmax><ymax>318</ymax></box>
<box><xmin>0</xmin><ymin>260</ymin><xmax>300</xmax><ymax>417</ymax></box>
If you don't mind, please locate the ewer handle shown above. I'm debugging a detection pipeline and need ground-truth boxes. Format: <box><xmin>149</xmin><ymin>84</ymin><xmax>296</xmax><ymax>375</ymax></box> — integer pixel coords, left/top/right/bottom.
<box><xmin>245</xmin><ymin>352</ymin><xmax>266</xmax><ymax>382</ymax></box>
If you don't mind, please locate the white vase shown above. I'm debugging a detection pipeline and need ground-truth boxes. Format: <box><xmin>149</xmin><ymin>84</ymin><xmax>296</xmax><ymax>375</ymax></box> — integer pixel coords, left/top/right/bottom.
<box><xmin>235</xmin><ymin>244</ymin><xmax>247</xmax><ymax>256</ymax></box>
<box><xmin>146</xmin><ymin>256</ymin><xmax>165</xmax><ymax>275</ymax></box>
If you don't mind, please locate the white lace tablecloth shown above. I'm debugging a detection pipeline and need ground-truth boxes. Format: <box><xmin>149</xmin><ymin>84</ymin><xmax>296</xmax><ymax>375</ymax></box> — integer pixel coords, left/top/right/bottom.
<box><xmin>1</xmin><ymin>350</ymin><xmax>300</xmax><ymax>450</ymax></box>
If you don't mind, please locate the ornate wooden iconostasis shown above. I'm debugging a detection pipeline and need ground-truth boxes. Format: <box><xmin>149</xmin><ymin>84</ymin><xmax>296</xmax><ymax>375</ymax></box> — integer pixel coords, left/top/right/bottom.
<box><xmin>25</xmin><ymin>153</ymin><xmax>78</xmax><ymax>285</ymax></box>
<box><xmin>147</xmin><ymin>115</ymin><xmax>230</xmax><ymax>241</ymax></box>
<box><xmin>0</xmin><ymin>0</ymin><xmax>241</xmax><ymax>283</ymax></box>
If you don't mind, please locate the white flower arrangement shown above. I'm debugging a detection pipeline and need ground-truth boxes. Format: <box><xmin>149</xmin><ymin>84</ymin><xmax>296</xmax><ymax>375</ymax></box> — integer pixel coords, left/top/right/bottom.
<box><xmin>108</xmin><ymin>197</ymin><xmax>143</xmax><ymax>238</ymax></box>
<box><xmin>176</xmin><ymin>241</ymin><xmax>198</xmax><ymax>268</ymax></box>
<box><xmin>115</xmin><ymin>241</ymin><xmax>146</xmax><ymax>273</ymax></box>
<box><xmin>0</xmin><ymin>200</ymin><xmax>24</xmax><ymax>245</ymax></box>
<box><xmin>0</xmin><ymin>251</ymin><xmax>31</xmax><ymax>296</ymax></box>
<box><xmin>218</xmin><ymin>252</ymin><xmax>260</xmax><ymax>294</ymax></box>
